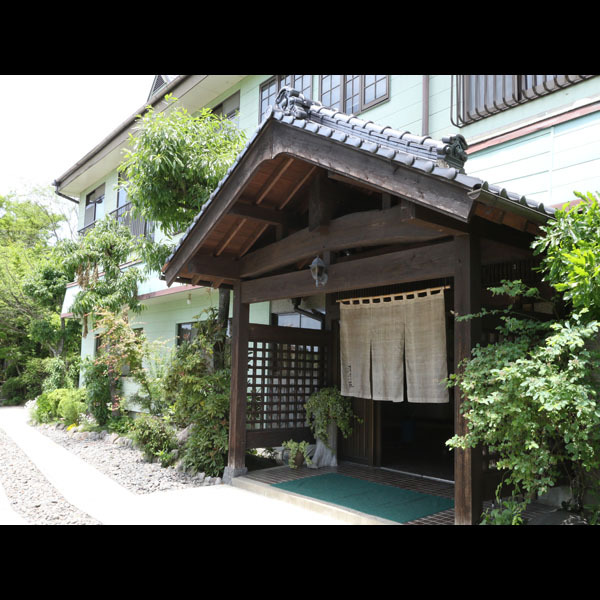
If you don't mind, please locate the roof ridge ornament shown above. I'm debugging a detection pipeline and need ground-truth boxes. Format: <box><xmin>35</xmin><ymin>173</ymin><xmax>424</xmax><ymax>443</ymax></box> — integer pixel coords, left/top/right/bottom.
<box><xmin>441</xmin><ymin>134</ymin><xmax>469</xmax><ymax>171</ymax></box>
<box><xmin>275</xmin><ymin>86</ymin><xmax>320</xmax><ymax>119</ymax></box>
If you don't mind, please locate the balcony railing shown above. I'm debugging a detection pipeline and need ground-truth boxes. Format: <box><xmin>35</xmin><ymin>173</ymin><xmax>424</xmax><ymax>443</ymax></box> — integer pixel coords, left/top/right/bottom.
<box><xmin>451</xmin><ymin>75</ymin><xmax>595</xmax><ymax>127</ymax></box>
<box><xmin>77</xmin><ymin>202</ymin><xmax>155</xmax><ymax>240</ymax></box>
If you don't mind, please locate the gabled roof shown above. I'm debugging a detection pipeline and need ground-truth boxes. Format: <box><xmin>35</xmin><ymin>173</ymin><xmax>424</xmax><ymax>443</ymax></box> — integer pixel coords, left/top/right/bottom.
<box><xmin>147</xmin><ymin>75</ymin><xmax>178</xmax><ymax>101</ymax></box>
<box><xmin>163</xmin><ymin>86</ymin><xmax>554</xmax><ymax>281</ymax></box>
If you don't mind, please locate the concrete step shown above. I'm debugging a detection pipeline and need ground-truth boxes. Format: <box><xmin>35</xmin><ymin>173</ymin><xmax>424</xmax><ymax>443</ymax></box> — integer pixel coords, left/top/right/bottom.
<box><xmin>230</xmin><ymin>475</ymin><xmax>398</xmax><ymax>525</ymax></box>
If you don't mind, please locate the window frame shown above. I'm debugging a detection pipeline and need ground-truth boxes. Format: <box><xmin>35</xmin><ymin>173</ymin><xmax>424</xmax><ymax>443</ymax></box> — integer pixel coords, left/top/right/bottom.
<box><xmin>318</xmin><ymin>75</ymin><xmax>389</xmax><ymax>115</ymax></box>
<box><xmin>212</xmin><ymin>90</ymin><xmax>241</xmax><ymax>121</ymax></box>
<box><xmin>176</xmin><ymin>322</ymin><xmax>197</xmax><ymax>346</ymax></box>
<box><xmin>452</xmin><ymin>75</ymin><xmax>594</xmax><ymax>127</ymax></box>
<box><xmin>84</xmin><ymin>183</ymin><xmax>105</xmax><ymax>227</ymax></box>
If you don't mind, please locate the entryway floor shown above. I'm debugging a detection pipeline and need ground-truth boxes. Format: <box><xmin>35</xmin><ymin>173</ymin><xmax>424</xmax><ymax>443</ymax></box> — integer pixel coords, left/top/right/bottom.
<box><xmin>239</xmin><ymin>462</ymin><xmax>557</xmax><ymax>525</ymax></box>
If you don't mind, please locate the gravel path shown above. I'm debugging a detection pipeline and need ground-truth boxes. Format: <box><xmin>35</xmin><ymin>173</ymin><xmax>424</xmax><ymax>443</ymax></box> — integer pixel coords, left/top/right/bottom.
<box><xmin>0</xmin><ymin>420</ymin><xmax>216</xmax><ymax>525</ymax></box>
<box><xmin>0</xmin><ymin>427</ymin><xmax>100</xmax><ymax>525</ymax></box>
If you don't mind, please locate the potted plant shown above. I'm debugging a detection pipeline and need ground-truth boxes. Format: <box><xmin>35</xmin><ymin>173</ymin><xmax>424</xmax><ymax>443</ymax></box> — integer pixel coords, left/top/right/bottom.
<box><xmin>304</xmin><ymin>387</ymin><xmax>359</xmax><ymax>468</ymax></box>
<box><xmin>282</xmin><ymin>439</ymin><xmax>312</xmax><ymax>469</ymax></box>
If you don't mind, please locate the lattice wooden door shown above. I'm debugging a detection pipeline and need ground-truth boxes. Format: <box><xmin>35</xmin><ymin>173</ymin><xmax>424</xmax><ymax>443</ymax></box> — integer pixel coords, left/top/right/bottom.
<box><xmin>244</xmin><ymin>323</ymin><xmax>332</xmax><ymax>449</ymax></box>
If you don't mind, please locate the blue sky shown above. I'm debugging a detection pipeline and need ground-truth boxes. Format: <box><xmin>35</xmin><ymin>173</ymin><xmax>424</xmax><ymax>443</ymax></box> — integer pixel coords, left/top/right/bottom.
<box><xmin>0</xmin><ymin>75</ymin><xmax>157</xmax><ymax>196</ymax></box>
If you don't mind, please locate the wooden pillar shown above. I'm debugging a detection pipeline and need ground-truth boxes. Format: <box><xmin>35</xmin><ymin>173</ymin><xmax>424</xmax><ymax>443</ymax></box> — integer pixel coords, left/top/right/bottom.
<box><xmin>223</xmin><ymin>281</ymin><xmax>250</xmax><ymax>483</ymax></box>
<box><xmin>453</xmin><ymin>234</ymin><xmax>483</xmax><ymax>524</ymax></box>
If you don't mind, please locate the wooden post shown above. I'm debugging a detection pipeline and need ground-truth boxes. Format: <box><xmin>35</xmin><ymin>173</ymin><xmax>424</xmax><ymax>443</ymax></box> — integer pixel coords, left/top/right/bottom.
<box><xmin>453</xmin><ymin>234</ymin><xmax>483</xmax><ymax>524</ymax></box>
<box><xmin>223</xmin><ymin>281</ymin><xmax>250</xmax><ymax>484</ymax></box>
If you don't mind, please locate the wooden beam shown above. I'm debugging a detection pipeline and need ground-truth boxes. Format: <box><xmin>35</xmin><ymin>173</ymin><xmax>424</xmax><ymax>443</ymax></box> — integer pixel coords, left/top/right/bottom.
<box><xmin>236</xmin><ymin>223</ymin><xmax>270</xmax><ymax>258</ymax></box>
<box><xmin>308</xmin><ymin>171</ymin><xmax>336</xmax><ymax>232</ymax></box>
<box><xmin>216</xmin><ymin>157</ymin><xmax>295</xmax><ymax>257</ymax></box>
<box><xmin>241</xmin><ymin>240</ymin><xmax>456</xmax><ymax>304</ymax></box>
<box><xmin>228</xmin><ymin>203</ymin><xmax>291</xmax><ymax>226</ymax></box>
<box><xmin>214</xmin><ymin>219</ymin><xmax>247</xmax><ymax>256</ymax></box>
<box><xmin>224</xmin><ymin>281</ymin><xmax>250</xmax><ymax>481</ymax></box>
<box><xmin>453</xmin><ymin>234</ymin><xmax>483</xmax><ymax>525</ymax></box>
<box><xmin>254</xmin><ymin>156</ymin><xmax>294</xmax><ymax>206</ymax></box>
<box><xmin>186</xmin><ymin>253</ymin><xmax>240</xmax><ymax>280</ymax></box>
<box><xmin>471</xmin><ymin>216</ymin><xmax>535</xmax><ymax>250</ymax></box>
<box><xmin>279</xmin><ymin>164</ymin><xmax>317</xmax><ymax>210</ymax></box>
<box><xmin>239</xmin><ymin>202</ymin><xmax>443</xmax><ymax>279</ymax></box>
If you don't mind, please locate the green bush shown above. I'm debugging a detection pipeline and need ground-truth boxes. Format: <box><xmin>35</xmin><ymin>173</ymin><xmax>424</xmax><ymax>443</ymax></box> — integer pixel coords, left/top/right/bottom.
<box><xmin>41</xmin><ymin>356</ymin><xmax>80</xmax><ymax>393</ymax></box>
<box><xmin>82</xmin><ymin>358</ymin><xmax>113</xmax><ymax>426</ymax></box>
<box><xmin>180</xmin><ymin>386</ymin><xmax>230</xmax><ymax>477</ymax></box>
<box><xmin>57</xmin><ymin>389</ymin><xmax>87</xmax><ymax>426</ymax></box>
<box><xmin>131</xmin><ymin>413</ymin><xmax>178</xmax><ymax>466</ymax></box>
<box><xmin>31</xmin><ymin>389</ymin><xmax>63</xmax><ymax>424</ymax></box>
<box><xmin>1</xmin><ymin>376</ymin><xmax>27</xmax><ymax>405</ymax></box>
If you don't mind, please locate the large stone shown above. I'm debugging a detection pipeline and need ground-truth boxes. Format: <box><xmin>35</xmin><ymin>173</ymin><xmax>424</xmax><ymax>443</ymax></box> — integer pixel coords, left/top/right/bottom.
<box><xmin>177</xmin><ymin>424</ymin><xmax>194</xmax><ymax>446</ymax></box>
<box><xmin>308</xmin><ymin>422</ymin><xmax>338</xmax><ymax>468</ymax></box>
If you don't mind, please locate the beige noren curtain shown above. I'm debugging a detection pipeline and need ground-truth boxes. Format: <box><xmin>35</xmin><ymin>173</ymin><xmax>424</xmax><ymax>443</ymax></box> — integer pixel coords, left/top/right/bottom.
<box><xmin>340</xmin><ymin>290</ymin><xmax>448</xmax><ymax>403</ymax></box>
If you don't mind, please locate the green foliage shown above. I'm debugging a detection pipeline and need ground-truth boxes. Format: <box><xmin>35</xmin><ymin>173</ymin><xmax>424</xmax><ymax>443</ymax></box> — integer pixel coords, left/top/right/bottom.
<box><xmin>31</xmin><ymin>390</ymin><xmax>64</xmax><ymax>423</ymax></box>
<box><xmin>119</xmin><ymin>94</ymin><xmax>247</xmax><ymax>236</ymax></box>
<box><xmin>161</xmin><ymin>308</ymin><xmax>230</xmax><ymax>426</ymax></box>
<box><xmin>57</xmin><ymin>389</ymin><xmax>87</xmax><ymax>426</ymax></box>
<box><xmin>533</xmin><ymin>191</ymin><xmax>600</xmax><ymax>319</ymax></box>
<box><xmin>448</xmin><ymin>279</ymin><xmax>600</xmax><ymax>512</ymax></box>
<box><xmin>180</xmin><ymin>388</ymin><xmax>230</xmax><ymax>477</ymax></box>
<box><xmin>281</xmin><ymin>440</ymin><xmax>312</xmax><ymax>469</ymax></box>
<box><xmin>0</xmin><ymin>190</ymin><xmax>81</xmax><ymax>397</ymax></box>
<box><xmin>82</xmin><ymin>357</ymin><xmax>113</xmax><ymax>426</ymax></box>
<box><xmin>131</xmin><ymin>413</ymin><xmax>178</xmax><ymax>466</ymax></box>
<box><xmin>1</xmin><ymin>377</ymin><xmax>28</xmax><ymax>405</ymax></box>
<box><xmin>305</xmin><ymin>387</ymin><xmax>359</xmax><ymax>448</ymax></box>
<box><xmin>58</xmin><ymin>218</ymin><xmax>147</xmax><ymax>338</ymax></box>
<box><xmin>480</xmin><ymin>497</ymin><xmax>527</xmax><ymax>525</ymax></box>
<box><xmin>41</xmin><ymin>356</ymin><xmax>80</xmax><ymax>393</ymax></box>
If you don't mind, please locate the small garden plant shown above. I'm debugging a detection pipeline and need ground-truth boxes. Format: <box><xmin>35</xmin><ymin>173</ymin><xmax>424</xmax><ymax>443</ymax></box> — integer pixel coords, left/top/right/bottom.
<box><xmin>305</xmin><ymin>387</ymin><xmax>359</xmax><ymax>449</ymax></box>
<box><xmin>282</xmin><ymin>440</ymin><xmax>312</xmax><ymax>469</ymax></box>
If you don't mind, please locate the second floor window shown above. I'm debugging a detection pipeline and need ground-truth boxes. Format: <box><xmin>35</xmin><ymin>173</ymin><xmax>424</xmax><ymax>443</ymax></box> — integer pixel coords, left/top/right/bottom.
<box><xmin>84</xmin><ymin>184</ymin><xmax>105</xmax><ymax>227</ymax></box>
<box><xmin>259</xmin><ymin>75</ymin><xmax>312</xmax><ymax>122</ymax></box>
<box><xmin>213</xmin><ymin>91</ymin><xmax>241</xmax><ymax>122</ymax></box>
<box><xmin>452</xmin><ymin>75</ymin><xmax>594</xmax><ymax>126</ymax></box>
<box><xmin>319</xmin><ymin>75</ymin><xmax>389</xmax><ymax>114</ymax></box>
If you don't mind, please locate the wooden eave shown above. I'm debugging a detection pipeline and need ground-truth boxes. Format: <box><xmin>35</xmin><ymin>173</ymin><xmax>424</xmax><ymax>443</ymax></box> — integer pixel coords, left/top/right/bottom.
<box><xmin>162</xmin><ymin>118</ymin><xmax>549</xmax><ymax>290</ymax></box>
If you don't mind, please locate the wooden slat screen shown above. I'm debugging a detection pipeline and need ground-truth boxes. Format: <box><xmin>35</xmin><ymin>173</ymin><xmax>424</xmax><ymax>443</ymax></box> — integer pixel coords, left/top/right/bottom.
<box><xmin>245</xmin><ymin>323</ymin><xmax>331</xmax><ymax>449</ymax></box>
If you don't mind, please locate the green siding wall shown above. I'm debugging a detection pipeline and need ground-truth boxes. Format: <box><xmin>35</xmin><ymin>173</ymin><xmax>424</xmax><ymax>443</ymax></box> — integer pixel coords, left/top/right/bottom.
<box><xmin>467</xmin><ymin>111</ymin><xmax>600</xmax><ymax>207</ymax></box>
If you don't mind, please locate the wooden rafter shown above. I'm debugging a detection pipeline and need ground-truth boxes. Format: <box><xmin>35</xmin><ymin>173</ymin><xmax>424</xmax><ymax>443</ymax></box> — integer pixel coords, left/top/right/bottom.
<box><xmin>215</xmin><ymin>156</ymin><xmax>295</xmax><ymax>257</ymax></box>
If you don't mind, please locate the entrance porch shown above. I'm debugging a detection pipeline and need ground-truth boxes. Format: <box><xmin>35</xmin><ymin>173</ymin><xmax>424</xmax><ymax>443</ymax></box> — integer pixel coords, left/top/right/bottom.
<box><xmin>236</xmin><ymin>462</ymin><xmax>555</xmax><ymax>525</ymax></box>
<box><xmin>161</xmin><ymin>87</ymin><xmax>555</xmax><ymax>524</ymax></box>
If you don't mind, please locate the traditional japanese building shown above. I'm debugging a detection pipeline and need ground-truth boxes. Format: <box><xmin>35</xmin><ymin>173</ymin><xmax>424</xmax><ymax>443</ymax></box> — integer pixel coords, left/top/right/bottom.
<box><xmin>161</xmin><ymin>87</ymin><xmax>555</xmax><ymax>524</ymax></box>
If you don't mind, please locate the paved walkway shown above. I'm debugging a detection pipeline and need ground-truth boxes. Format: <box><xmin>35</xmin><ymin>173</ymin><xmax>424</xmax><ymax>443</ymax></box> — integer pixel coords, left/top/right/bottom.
<box><xmin>0</xmin><ymin>407</ymin><xmax>347</xmax><ymax>525</ymax></box>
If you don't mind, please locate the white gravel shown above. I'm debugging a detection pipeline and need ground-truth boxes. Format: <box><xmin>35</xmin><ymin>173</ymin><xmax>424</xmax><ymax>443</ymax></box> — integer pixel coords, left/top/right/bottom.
<box><xmin>0</xmin><ymin>421</ymin><xmax>217</xmax><ymax>525</ymax></box>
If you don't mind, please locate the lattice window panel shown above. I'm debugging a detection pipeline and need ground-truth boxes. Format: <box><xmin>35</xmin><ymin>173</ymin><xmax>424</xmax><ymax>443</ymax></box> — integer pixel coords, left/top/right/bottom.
<box><xmin>246</xmin><ymin>340</ymin><xmax>328</xmax><ymax>431</ymax></box>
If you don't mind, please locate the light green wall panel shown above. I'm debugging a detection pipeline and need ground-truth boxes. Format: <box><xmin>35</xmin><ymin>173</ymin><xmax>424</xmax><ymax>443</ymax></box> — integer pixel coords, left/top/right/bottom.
<box><xmin>466</xmin><ymin>110</ymin><xmax>600</xmax><ymax>207</ymax></box>
<box><xmin>428</xmin><ymin>75</ymin><xmax>457</xmax><ymax>141</ymax></box>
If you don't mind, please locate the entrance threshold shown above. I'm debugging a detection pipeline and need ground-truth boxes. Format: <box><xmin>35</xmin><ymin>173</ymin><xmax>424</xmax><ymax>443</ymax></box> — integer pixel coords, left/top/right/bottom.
<box><xmin>380</xmin><ymin>466</ymin><xmax>454</xmax><ymax>486</ymax></box>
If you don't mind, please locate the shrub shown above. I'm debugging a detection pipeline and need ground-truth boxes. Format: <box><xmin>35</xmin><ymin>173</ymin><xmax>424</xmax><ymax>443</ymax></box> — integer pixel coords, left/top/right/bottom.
<box><xmin>82</xmin><ymin>358</ymin><xmax>113</xmax><ymax>426</ymax></box>
<box><xmin>57</xmin><ymin>389</ymin><xmax>87</xmax><ymax>426</ymax></box>
<box><xmin>131</xmin><ymin>413</ymin><xmax>178</xmax><ymax>466</ymax></box>
<box><xmin>1</xmin><ymin>376</ymin><xmax>27</xmax><ymax>405</ymax></box>
<box><xmin>41</xmin><ymin>356</ymin><xmax>80</xmax><ymax>393</ymax></box>
<box><xmin>180</xmin><ymin>386</ymin><xmax>230</xmax><ymax>477</ymax></box>
<box><xmin>31</xmin><ymin>389</ymin><xmax>63</xmax><ymax>424</ymax></box>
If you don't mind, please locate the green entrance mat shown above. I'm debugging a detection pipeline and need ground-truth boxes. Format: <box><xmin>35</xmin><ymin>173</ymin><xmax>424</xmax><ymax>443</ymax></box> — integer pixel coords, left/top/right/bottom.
<box><xmin>272</xmin><ymin>473</ymin><xmax>454</xmax><ymax>523</ymax></box>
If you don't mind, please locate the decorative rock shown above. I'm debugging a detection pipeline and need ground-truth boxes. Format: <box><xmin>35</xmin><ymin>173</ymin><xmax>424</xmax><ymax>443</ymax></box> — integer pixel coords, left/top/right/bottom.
<box><xmin>177</xmin><ymin>424</ymin><xmax>194</xmax><ymax>445</ymax></box>
<box><xmin>107</xmin><ymin>433</ymin><xmax>119</xmax><ymax>444</ymax></box>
